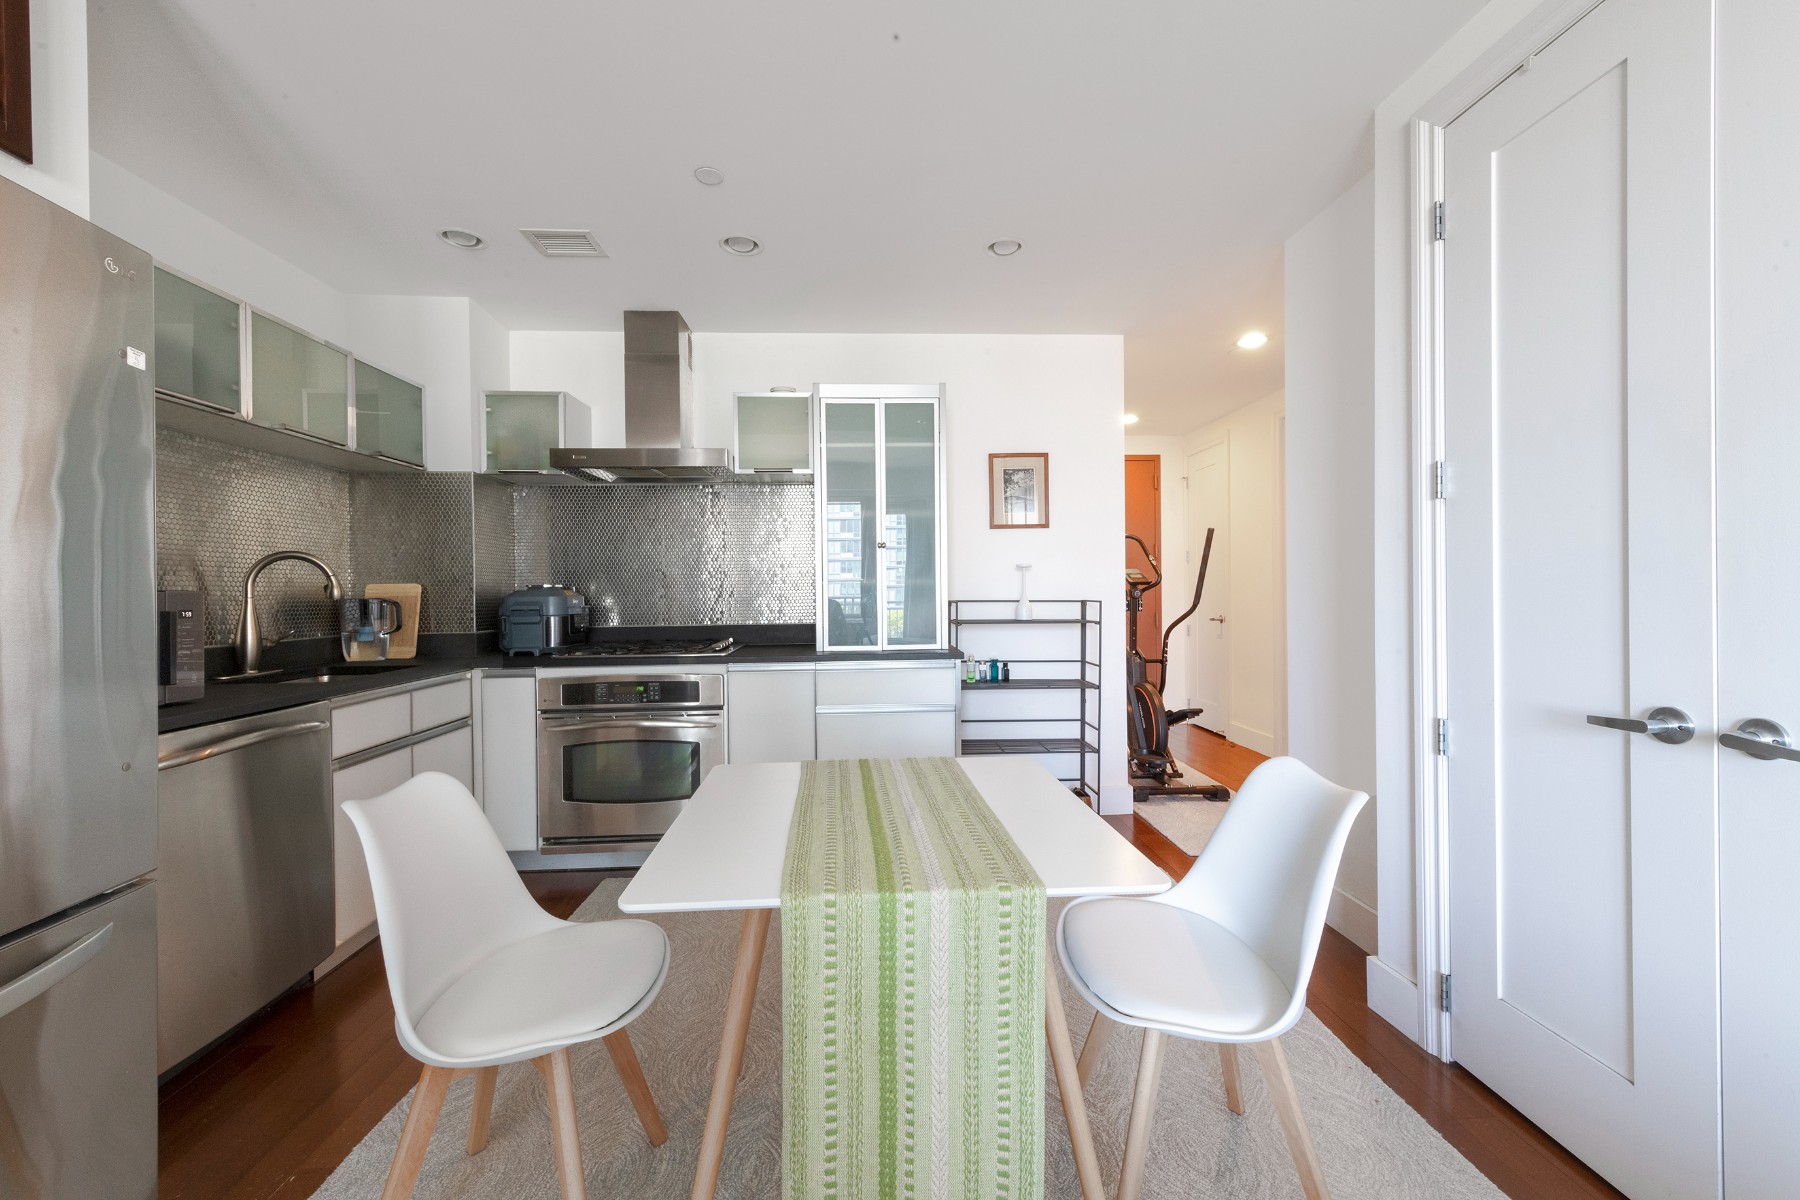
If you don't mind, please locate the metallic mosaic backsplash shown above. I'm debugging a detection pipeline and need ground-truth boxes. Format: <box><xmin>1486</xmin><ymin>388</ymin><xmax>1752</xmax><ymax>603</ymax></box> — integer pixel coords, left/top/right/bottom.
<box><xmin>157</xmin><ymin>426</ymin><xmax>816</xmax><ymax>646</ymax></box>
<box><xmin>156</xmin><ymin>429</ymin><xmax>352</xmax><ymax>645</ymax></box>
<box><xmin>515</xmin><ymin>484</ymin><xmax>816</xmax><ymax>627</ymax></box>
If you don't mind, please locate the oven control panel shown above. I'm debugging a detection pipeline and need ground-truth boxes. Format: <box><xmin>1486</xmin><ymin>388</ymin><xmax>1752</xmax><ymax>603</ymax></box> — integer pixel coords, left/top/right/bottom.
<box><xmin>540</xmin><ymin>672</ymin><xmax>725</xmax><ymax>712</ymax></box>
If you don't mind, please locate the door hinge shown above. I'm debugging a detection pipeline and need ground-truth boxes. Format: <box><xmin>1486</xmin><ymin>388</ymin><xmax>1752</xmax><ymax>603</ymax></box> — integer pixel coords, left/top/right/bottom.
<box><xmin>1439</xmin><ymin>973</ymin><xmax>1453</xmax><ymax>1013</ymax></box>
<box><xmin>1431</xmin><ymin>460</ymin><xmax>1449</xmax><ymax>500</ymax></box>
<box><xmin>1435</xmin><ymin>717</ymin><xmax>1450</xmax><ymax>756</ymax></box>
<box><xmin>1433</xmin><ymin>201</ymin><xmax>1446</xmax><ymax>241</ymax></box>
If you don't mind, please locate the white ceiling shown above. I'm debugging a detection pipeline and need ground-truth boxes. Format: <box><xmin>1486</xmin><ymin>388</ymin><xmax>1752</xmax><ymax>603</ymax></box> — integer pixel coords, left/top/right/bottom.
<box><xmin>88</xmin><ymin>0</ymin><xmax>1482</xmax><ymax>435</ymax></box>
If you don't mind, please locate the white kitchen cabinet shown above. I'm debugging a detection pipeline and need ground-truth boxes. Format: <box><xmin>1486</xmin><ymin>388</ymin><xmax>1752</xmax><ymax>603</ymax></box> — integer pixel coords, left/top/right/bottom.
<box><xmin>814</xmin><ymin>661</ymin><xmax>959</xmax><ymax>760</ymax></box>
<box><xmin>728</xmin><ymin>666</ymin><xmax>816</xmax><ymax>763</ymax></box>
<box><xmin>480</xmin><ymin>674</ymin><xmax>539</xmax><ymax>852</ymax></box>
<box><xmin>735</xmin><ymin>391</ymin><xmax>812</xmax><ymax>473</ymax></box>
<box><xmin>412</xmin><ymin>724</ymin><xmax>474</xmax><ymax>792</ymax></box>
<box><xmin>816</xmin><ymin>709</ymin><xmax>957</xmax><ymax>760</ymax></box>
<box><xmin>330</xmin><ymin>747</ymin><xmax>411</xmax><ymax>946</ymax></box>
<box><xmin>483</xmin><ymin>391</ymin><xmax>592</xmax><ymax>473</ymax></box>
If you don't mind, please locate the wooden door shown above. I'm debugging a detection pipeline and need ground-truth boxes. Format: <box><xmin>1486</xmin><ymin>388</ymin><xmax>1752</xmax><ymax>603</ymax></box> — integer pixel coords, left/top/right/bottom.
<box><xmin>1124</xmin><ymin>455</ymin><xmax>1162</xmax><ymax>658</ymax></box>
<box><xmin>1441</xmin><ymin>0</ymin><xmax>1719</xmax><ymax>1195</ymax></box>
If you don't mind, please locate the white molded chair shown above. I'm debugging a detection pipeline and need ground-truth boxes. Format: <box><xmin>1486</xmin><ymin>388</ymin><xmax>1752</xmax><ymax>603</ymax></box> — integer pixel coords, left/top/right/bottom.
<box><xmin>1058</xmin><ymin>756</ymin><xmax>1368</xmax><ymax>1200</ymax></box>
<box><xmin>343</xmin><ymin>772</ymin><xmax>671</xmax><ymax>1200</ymax></box>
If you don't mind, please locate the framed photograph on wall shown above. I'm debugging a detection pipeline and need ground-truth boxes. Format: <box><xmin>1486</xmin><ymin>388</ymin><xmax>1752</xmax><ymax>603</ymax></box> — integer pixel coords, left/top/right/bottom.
<box><xmin>989</xmin><ymin>452</ymin><xmax>1049</xmax><ymax>528</ymax></box>
<box><xmin>0</xmin><ymin>0</ymin><xmax>31</xmax><ymax>164</ymax></box>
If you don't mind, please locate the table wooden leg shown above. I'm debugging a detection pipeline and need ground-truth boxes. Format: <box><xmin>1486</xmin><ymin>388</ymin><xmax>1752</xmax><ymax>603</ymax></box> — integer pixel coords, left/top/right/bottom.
<box><xmin>690</xmin><ymin>907</ymin><xmax>773</xmax><ymax>1200</ymax></box>
<box><xmin>1045</xmin><ymin>949</ymin><xmax>1107</xmax><ymax>1200</ymax></box>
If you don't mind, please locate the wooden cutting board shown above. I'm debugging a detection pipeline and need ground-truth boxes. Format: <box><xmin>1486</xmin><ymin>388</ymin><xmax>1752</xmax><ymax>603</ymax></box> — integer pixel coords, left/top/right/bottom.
<box><xmin>363</xmin><ymin>583</ymin><xmax>422</xmax><ymax>659</ymax></box>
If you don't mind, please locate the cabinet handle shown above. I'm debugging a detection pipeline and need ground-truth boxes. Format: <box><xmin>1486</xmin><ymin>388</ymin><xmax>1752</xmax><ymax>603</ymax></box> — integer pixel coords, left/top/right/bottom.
<box><xmin>1720</xmin><ymin>719</ymin><xmax>1800</xmax><ymax>763</ymax></box>
<box><xmin>333</xmin><ymin>717</ymin><xmax>472</xmax><ymax>769</ymax></box>
<box><xmin>1585</xmin><ymin>707</ymin><xmax>1696</xmax><ymax>745</ymax></box>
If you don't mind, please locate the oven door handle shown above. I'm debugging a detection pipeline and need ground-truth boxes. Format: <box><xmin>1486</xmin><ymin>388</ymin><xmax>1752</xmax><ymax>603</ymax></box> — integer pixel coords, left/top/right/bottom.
<box><xmin>541</xmin><ymin>716</ymin><xmax>721</xmax><ymax>731</ymax></box>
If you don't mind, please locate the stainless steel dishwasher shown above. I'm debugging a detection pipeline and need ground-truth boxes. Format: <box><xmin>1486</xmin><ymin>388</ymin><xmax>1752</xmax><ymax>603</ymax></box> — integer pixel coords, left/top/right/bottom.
<box><xmin>155</xmin><ymin>703</ymin><xmax>334</xmax><ymax>1073</ymax></box>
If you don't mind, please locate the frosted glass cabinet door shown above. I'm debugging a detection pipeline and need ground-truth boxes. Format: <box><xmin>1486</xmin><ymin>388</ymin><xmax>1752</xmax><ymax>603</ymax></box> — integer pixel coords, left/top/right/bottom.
<box><xmin>153</xmin><ymin>269</ymin><xmax>241</xmax><ymax>413</ymax></box>
<box><xmin>353</xmin><ymin>360</ymin><xmax>424</xmax><ymax>465</ymax></box>
<box><xmin>882</xmin><ymin>402</ymin><xmax>940</xmax><ymax>647</ymax></box>
<box><xmin>250</xmin><ymin>313</ymin><xmax>349</xmax><ymax>445</ymax></box>
<box><xmin>486</xmin><ymin>392</ymin><xmax>563</xmax><ymax>471</ymax></box>
<box><xmin>821</xmin><ymin>401</ymin><xmax>880</xmax><ymax>648</ymax></box>
<box><xmin>736</xmin><ymin>392</ymin><xmax>812</xmax><ymax>471</ymax></box>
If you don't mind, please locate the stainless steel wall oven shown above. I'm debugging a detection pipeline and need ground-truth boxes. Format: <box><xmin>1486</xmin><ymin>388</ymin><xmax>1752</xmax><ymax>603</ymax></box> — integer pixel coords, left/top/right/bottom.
<box><xmin>536</xmin><ymin>673</ymin><xmax>724</xmax><ymax>851</ymax></box>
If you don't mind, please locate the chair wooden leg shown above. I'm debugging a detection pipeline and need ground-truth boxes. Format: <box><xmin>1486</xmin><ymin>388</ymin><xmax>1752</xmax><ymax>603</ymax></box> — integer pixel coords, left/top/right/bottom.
<box><xmin>1218</xmin><ymin>1043</ymin><xmax>1245</xmax><ymax>1114</ymax></box>
<box><xmin>1251</xmin><ymin>1037</ymin><xmax>1329</xmax><ymax>1200</ymax></box>
<box><xmin>466</xmin><ymin>1066</ymin><xmax>500</xmax><ymax>1154</ymax></box>
<box><xmin>1076</xmin><ymin>1010</ymin><xmax>1116</xmax><ymax>1089</ymax></box>
<box><xmin>380</xmin><ymin>1064</ymin><xmax>454</xmax><ymax>1200</ymax></box>
<box><xmin>1116</xmin><ymin>1028</ymin><xmax>1168</xmax><ymax>1200</ymax></box>
<box><xmin>603</xmin><ymin>1028</ymin><xmax>668</xmax><ymax>1146</ymax></box>
<box><xmin>539</xmin><ymin>1049</ymin><xmax>587</xmax><ymax>1200</ymax></box>
<box><xmin>1044</xmin><ymin>952</ymin><xmax>1107</xmax><ymax>1200</ymax></box>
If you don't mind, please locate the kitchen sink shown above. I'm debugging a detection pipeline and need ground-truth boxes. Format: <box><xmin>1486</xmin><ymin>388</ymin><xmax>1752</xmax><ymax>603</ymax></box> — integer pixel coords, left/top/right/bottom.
<box><xmin>270</xmin><ymin>662</ymin><xmax>419</xmax><ymax>684</ymax></box>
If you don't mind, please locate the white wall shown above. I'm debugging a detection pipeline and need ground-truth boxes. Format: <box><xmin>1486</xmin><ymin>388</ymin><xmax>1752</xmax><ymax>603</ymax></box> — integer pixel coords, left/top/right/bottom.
<box><xmin>507</xmin><ymin>332</ymin><xmax>626</xmax><ymax>447</ymax></box>
<box><xmin>0</xmin><ymin>0</ymin><xmax>88</xmax><ymax>215</ymax></box>
<box><xmin>1285</xmin><ymin>173</ymin><xmax>1379</xmax><ymax>954</ymax></box>
<box><xmin>509</xmin><ymin>331</ymin><xmax>1134</xmax><ymax>812</ymax></box>
<box><xmin>1179</xmin><ymin>389</ymin><xmax>1287</xmax><ymax>757</ymax></box>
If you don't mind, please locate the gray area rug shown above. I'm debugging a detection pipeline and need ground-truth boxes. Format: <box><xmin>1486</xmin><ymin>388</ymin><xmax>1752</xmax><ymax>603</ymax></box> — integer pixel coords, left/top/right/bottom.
<box><xmin>1136</xmin><ymin>769</ymin><xmax>1231</xmax><ymax>855</ymax></box>
<box><xmin>313</xmin><ymin>880</ymin><xmax>1502</xmax><ymax>1199</ymax></box>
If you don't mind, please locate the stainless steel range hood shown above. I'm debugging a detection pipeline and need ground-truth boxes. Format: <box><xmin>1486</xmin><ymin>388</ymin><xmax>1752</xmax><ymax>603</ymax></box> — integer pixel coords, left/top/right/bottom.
<box><xmin>549</xmin><ymin>310</ymin><xmax>737</xmax><ymax>483</ymax></box>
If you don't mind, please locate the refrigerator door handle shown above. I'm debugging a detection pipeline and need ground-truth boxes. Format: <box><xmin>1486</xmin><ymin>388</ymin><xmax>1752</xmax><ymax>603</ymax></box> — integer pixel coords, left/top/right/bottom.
<box><xmin>157</xmin><ymin>720</ymin><xmax>331</xmax><ymax>771</ymax></box>
<box><xmin>0</xmin><ymin>925</ymin><xmax>112</xmax><ymax>1021</ymax></box>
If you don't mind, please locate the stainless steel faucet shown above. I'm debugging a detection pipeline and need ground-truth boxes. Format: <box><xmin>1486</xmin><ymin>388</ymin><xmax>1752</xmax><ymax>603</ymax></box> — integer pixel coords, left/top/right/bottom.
<box><xmin>233</xmin><ymin>552</ymin><xmax>344</xmax><ymax>676</ymax></box>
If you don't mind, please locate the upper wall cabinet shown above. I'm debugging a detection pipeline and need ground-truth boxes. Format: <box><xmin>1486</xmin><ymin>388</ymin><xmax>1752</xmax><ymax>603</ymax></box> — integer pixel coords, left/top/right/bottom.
<box><xmin>250</xmin><ymin>313</ymin><xmax>350</xmax><ymax>446</ymax></box>
<box><xmin>353</xmin><ymin>360</ymin><xmax>425</xmax><ymax>467</ymax></box>
<box><xmin>484</xmin><ymin>391</ymin><xmax>593</xmax><ymax>473</ymax></box>
<box><xmin>153</xmin><ymin>269</ymin><xmax>243</xmax><ymax>414</ymax></box>
<box><xmin>735</xmin><ymin>391</ymin><xmax>812</xmax><ymax>473</ymax></box>
<box><xmin>817</xmin><ymin>384</ymin><xmax>946</xmax><ymax>652</ymax></box>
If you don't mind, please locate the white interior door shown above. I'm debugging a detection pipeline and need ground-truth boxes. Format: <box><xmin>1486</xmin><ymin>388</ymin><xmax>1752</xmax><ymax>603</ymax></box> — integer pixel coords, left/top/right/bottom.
<box><xmin>1184</xmin><ymin>440</ymin><xmax>1229</xmax><ymax>733</ymax></box>
<box><xmin>1717</xmin><ymin>1</ymin><xmax>1800</xmax><ymax>1191</ymax></box>
<box><xmin>1441</xmin><ymin>1</ymin><xmax>1718</xmax><ymax>1196</ymax></box>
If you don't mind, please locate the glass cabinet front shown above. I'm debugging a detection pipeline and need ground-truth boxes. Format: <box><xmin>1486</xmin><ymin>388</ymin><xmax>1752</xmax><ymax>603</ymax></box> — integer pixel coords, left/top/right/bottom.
<box><xmin>353</xmin><ymin>360</ymin><xmax>425</xmax><ymax>465</ymax></box>
<box><xmin>486</xmin><ymin>392</ymin><xmax>563</xmax><ymax>471</ymax></box>
<box><xmin>153</xmin><ymin>269</ymin><xmax>241</xmax><ymax>413</ymax></box>
<box><xmin>250</xmin><ymin>313</ymin><xmax>349</xmax><ymax>445</ymax></box>
<box><xmin>818</xmin><ymin>391</ymin><xmax>943</xmax><ymax>651</ymax></box>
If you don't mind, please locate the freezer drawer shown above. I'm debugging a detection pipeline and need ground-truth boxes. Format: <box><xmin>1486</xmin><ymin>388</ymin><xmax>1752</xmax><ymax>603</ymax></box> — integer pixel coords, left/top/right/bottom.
<box><xmin>157</xmin><ymin>704</ymin><xmax>334</xmax><ymax>1073</ymax></box>
<box><xmin>0</xmin><ymin>881</ymin><xmax>157</xmax><ymax>1200</ymax></box>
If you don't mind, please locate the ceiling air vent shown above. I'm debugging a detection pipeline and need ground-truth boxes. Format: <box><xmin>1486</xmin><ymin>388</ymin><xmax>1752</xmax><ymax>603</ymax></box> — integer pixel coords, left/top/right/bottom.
<box><xmin>519</xmin><ymin>229</ymin><xmax>608</xmax><ymax>258</ymax></box>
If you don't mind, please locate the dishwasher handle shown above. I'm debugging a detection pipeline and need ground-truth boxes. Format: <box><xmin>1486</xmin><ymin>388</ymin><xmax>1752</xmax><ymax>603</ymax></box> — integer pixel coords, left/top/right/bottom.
<box><xmin>157</xmin><ymin>720</ymin><xmax>330</xmax><ymax>771</ymax></box>
<box><xmin>0</xmin><ymin>925</ymin><xmax>112</xmax><ymax>1021</ymax></box>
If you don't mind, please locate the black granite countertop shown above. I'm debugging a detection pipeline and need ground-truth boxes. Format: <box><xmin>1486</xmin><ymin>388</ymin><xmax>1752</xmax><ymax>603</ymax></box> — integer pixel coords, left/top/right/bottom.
<box><xmin>157</xmin><ymin>641</ymin><xmax>964</xmax><ymax>735</ymax></box>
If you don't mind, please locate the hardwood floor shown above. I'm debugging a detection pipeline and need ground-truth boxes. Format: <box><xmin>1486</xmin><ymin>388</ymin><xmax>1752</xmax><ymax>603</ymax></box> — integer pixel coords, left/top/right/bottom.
<box><xmin>158</xmin><ymin>737</ymin><xmax>1622</xmax><ymax>1199</ymax></box>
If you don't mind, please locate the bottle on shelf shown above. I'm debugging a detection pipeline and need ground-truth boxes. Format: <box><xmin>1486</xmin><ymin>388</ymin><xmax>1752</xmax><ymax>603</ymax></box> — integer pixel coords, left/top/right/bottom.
<box><xmin>964</xmin><ymin>659</ymin><xmax>977</xmax><ymax>684</ymax></box>
<box><xmin>1002</xmin><ymin>661</ymin><xmax>1012</xmax><ymax>682</ymax></box>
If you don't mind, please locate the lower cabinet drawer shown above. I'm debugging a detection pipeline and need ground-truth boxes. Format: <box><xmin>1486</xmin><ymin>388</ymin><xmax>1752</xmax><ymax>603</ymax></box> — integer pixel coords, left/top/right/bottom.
<box><xmin>331</xmin><ymin>694</ymin><xmax>411</xmax><ymax>759</ymax></box>
<box><xmin>330</xmin><ymin>747</ymin><xmax>411</xmax><ymax>946</ymax></box>
<box><xmin>814</xmin><ymin>664</ymin><xmax>959</xmax><ymax>707</ymax></box>
<box><xmin>816</xmin><ymin>709</ymin><xmax>957</xmax><ymax>760</ymax></box>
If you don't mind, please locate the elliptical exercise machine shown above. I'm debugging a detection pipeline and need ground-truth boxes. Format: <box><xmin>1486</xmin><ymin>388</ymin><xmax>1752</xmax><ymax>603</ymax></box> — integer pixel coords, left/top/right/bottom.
<box><xmin>1126</xmin><ymin>528</ymin><xmax>1231</xmax><ymax>800</ymax></box>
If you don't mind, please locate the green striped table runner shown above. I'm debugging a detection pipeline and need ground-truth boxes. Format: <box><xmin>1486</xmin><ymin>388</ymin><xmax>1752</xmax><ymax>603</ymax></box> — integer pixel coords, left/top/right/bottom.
<box><xmin>781</xmin><ymin>757</ymin><xmax>1047</xmax><ymax>1200</ymax></box>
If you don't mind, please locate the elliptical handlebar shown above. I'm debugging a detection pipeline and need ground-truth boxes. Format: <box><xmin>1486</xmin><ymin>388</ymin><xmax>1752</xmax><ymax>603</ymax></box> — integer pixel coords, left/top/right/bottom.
<box><xmin>1126</xmin><ymin>533</ymin><xmax>1162</xmax><ymax>591</ymax></box>
<box><xmin>1159</xmin><ymin>527</ymin><xmax>1215</xmax><ymax>671</ymax></box>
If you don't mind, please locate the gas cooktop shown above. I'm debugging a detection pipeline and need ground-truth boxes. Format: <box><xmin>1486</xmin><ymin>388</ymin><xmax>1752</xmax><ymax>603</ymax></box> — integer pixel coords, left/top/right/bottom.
<box><xmin>550</xmin><ymin>637</ymin><xmax>739</xmax><ymax>659</ymax></box>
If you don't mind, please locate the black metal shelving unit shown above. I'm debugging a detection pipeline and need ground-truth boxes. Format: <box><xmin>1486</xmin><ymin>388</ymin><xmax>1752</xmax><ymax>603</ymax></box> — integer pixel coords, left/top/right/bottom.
<box><xmin>948</xmin><ymin>599</ymin><xmax>1101</xmax><ymax>800</ymax></box>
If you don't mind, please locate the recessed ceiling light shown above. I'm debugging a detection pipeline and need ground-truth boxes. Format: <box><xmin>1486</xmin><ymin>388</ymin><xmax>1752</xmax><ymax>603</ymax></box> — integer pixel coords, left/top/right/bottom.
<box><xmin>438</xmin><ymin>229</ymin><xmax>484</xmax><ymax>249</ymax></box>
<box><xmin>987</xmin><ymin>239</ymin><xmax>1023</xmax><ymax>257</ymax></box>
<box><xmin>1121</xmin><ymin>413</ymin><xmax>1140</xmax><ymax>425</ymax></box>
<box><xmin>1236</xmin><ymin>330</ymin><xmax>1269</xmax><ymax>350</ymax></box>
<box><xmin>694</xmin><ymin>166</ymin><xmax>725</xmax><ymax>186</ymax></box>
<box><xmin>720</xmin><ymin>236</ymin><xmax>762</xmax><ymax>256</ymax></box>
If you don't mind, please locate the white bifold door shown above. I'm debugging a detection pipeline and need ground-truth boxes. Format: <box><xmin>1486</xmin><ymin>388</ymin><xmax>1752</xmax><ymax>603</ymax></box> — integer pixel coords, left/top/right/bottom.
<box><xmin>1441</xmin><ymin>0</ymin><xmax>1721</xmax><ymax>1196</ymax></box>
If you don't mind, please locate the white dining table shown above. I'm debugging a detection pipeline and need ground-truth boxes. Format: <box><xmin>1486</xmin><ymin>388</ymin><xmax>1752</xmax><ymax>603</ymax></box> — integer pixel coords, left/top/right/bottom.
<box><xmin>619</xmin><ymin>756</ymin><xmax>1172</xmax><ymax>1200</ymax></box>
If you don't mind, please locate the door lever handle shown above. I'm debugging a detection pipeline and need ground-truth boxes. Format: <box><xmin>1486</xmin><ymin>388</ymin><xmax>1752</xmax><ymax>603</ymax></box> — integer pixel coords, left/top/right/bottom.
<box><xmin>1586</xmin><ymin>707</ymin><xmax>1695</xmax><ymax>745</ymax></box>
<box><xmin>1720</xmin><ymin>719</ymin><xmax>1800</xmax><ymax>763</ymax></box>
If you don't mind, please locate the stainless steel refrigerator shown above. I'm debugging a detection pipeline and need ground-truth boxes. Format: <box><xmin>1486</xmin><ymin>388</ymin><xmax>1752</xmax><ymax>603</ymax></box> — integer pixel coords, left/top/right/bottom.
<box><xmin>0</xmin><ymin>176</ymin><xmax>159</xmax><ymax>1197</ymax></box>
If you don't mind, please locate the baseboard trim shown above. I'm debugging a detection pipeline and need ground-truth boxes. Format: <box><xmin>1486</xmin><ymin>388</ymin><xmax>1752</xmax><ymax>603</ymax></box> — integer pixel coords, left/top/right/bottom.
<box><xmin>1227</xmin><ymin>721</ymin><xmax>1278</xmax><ymax>755</ymax></box>
<box><xmin>1327</xmin><ymin>888</ymin><xmax>1379</xmax><ymax>954</ymax></box>
<box><xmin>1366</xmin><ymin>956</ymin><xmax>1422</xmax><ymax>1045</ymax></box>
<box><xmin>314</xmin><ymin>923</ymin><xmax>377</xmax><ymax>979</ymax></box>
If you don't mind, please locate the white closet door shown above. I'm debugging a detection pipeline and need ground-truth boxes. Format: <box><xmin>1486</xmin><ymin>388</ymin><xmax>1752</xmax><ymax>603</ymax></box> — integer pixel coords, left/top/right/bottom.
<box><xmin>1440</xmin><ymin>0</ymin><xmax>1718</xmax><ymax>1196</ymax></box>
<box><xmin>1717</xmin><ymin>1</ymin><xmax>1800</xmax><ymax>1193</ymax></box>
